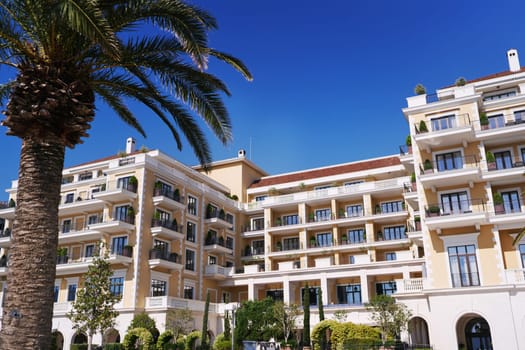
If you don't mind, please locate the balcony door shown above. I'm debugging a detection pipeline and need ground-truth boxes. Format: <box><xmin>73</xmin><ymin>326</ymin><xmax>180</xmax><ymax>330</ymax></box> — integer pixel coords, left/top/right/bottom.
<box><xmin>441</xmin><ymin>191</ymin><xmax>469</xmax><ymax>215</ymax></box>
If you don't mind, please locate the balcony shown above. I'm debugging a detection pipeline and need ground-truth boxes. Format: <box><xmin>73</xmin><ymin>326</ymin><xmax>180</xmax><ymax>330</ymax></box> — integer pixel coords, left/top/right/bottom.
<box><xmin>476</xmin><ymin>112</ymin><xmax>525</xmax><ymax>146</ymax></box>
<box><xmin>419</xmin><ymin>155</ymin><xmax>480</xmax><ymax>188</ymax></box>
<box><xmin>425</xmin><ymin>199</ymin><xmax>487</xmax><ymax>230</ymax></box>
<box><xmin>150</xmin><ymin>219</ymin><xmax>184</xmax><ymax>241</ymax></box>
<box><xmin>505</xmin><ymin>268</ymin><xmax>525</xmax><ymax>284</ymax></box>
<box><xmin>0</xmin><ymin>205</ymin><xmax>15</xmax><ymax>220</ymax></box>
<box><xmin>145</xmin><ymin>296</ymin><xmax>216</xmax><ymax>312</ymax></box>
<box><xmin>241</xmin><ymin>246</ymin><xmax>265</xmax><ymax>261</ymax></box>
<box><xmin>54</xmin><ymin>252</ymin><xmax>132</xmax><ymax>276</ymax></box>
<box><xmin>205</xmin><ymin>211</ymin><xmax>233</xmax><ymax>230</ymax></box>
<box><xmin>89</xmin><ymin>215</ymin><xmax>135</xmax><ymax>233</ymax></box>
<box><xmin>204</xmin><ymin>237</ymin><xmax>233</xmax><ymax>254</ymax></box>
<box><xmin>482</xmin><ymin>159</ymin><xmax>525</xmax><ymax>185</ymax></box>
<box><xmin>204</xmin><ymin>264</ymin><xmax>234</xmax><ymax>279</ymax></box>
<box><xmin>413</xmin><ymin>113</ymin><xmax>474</xmax><ymax>148</ymax></box>
<box><xmin>59</xmin><ymin>196</ymin><xmax>105</xmax><ymax>216</ymax></box>
<box><xmin>148</xmin><ymin>249</ymin><xmax>183</xmax><ymax>271</ymax></box>
<box><xmin>0</xmin><ymin>228</ymin><xmax>11</xmax><ymax>248</ymax></box>
<box><xmin>59</xmin><ymin>223</ymin><xmax>103</xmax><ymax>244</ymax></box>
<box><xmin>152</xmin><ymin>188</ymin><xmax>185</xmax><ymax>211</ymax></box>
<box><xmin>394</xmin><ymin>278</ymin><xmax>426</xmax><ymax>294</ymax></box>
<box><xmin>92</xmin><ymin>181</ymin><xmax>137</xmax><ymax>203</ymax></box>
<box><xmin>489</xmin><ymin>206</ymin><xmax>525</xmax><ymax>229</ymax></box>
<box><xmin>241</xmin><ymin>225</ymin><xmax>265</xmax><ymax>238</ymax></box>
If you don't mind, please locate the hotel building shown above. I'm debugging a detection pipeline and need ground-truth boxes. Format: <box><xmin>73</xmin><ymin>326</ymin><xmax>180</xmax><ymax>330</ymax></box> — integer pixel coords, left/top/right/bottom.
<box><xmin>1</xmin><ymin>49</ymin><xmax>525</xmax><ymax>350</ymax></box>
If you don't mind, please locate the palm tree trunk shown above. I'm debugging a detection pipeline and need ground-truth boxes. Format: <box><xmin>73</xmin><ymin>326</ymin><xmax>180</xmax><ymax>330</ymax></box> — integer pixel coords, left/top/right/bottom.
<box><xmin>1</xmin><ymin>139</ymin><xmax>65</xmax><ymax>349</ymax></box>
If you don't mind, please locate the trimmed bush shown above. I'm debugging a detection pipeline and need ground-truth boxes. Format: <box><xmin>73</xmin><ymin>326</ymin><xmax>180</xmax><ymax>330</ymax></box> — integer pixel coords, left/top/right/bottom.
<box><xmin>123</xmin><ymin>327</ymin><xmax>155</xmax><ymax>350</ymax></box>
<box><xmin>157</xmin><ymin>330</ymin><xmax>175</xmax><ymax>350</ymax></box>
<box><xmin>213</xmin><ymin>333</ymin><xmax>232</xmax><ymax>350</ymax></box>
<box><xmin>185</xmin><ymin>331</ymin><xmax>201</xmax><ymax>350</ymax></box>
<box><xmin>104</xmin><ymin>344</ymin><xmax>124</xmax><ymax>350</ymax></box>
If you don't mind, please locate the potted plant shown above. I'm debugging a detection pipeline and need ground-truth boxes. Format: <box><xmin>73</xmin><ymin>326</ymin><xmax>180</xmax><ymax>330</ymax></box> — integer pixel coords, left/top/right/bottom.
<box><xmin>493</xmin><ymin>192</ymin><xmax>504</xmax><ymax>214</ymax></box>
<box><xmin>455</xmin><ymin>77</ymin><xmax>466</xmax><ymax>86</ymax></box>
<box><xmin>122</xmin><ymin>245</ymin><xmax>133</xmax><ymax>257</ymax></box>
<box><xmin>171</xmin><ymin>218</ymin><xmax>178</xmax><ymax>231</ymax></box>
<box><xmin>480</xmin><ymin>112</ymin><xmax>489</xmax><ymax>130</ymax></box>
<box><xmin>56</xmin><ymin>247</ymin><xmax>68</xmax><ymax>264</ymax></box>
<box><xmin>309</xmin><ymin>236</ymin><xmax>316</xmax><ymax>247</ymax></box>
<box><xmin>341</xmin><ymin>234</ymin><xmax>348</xmax><ymax>244</ymax></box>
<box><xmin>338</xmin><ymin>208</ymin><xmax>345</xmax><ymax>218</ymax></box>
<box><xmin>419</xmin><ymin>120</ymin><xmax>428</xmax><ymax>133</ymax></box>
<box><xmin>206</xmin><ymin>203</ymin><xmax>214</xmax><ymax>218</ymax></box>
<box><xmin>375</xmin><ymin>204</ymin><xmax>381</xmax><ymax>214</ymax></box>
<box><xmin>376</xmin><ymin>231</ymin><xmax>383</xmax><ymax>241</ymax></box>
<box><xmin>423</xmin><ymin>159</ymin><xmax>433</xmax><ymax>174</ymax></box>
<box><xmin>414</xmin><ymin>215</ymin><xmax>421</xmax><ymax>230</ymax></box>
<box><xmin>275</xmin><ymin>217</ymin><xmax>282</xmax><ymax>226</ymax></box>
<box><xmin>405</xmin><ymin>135</ymin><xmax>412</xmax><ymax>154</ymax></box>
<box><xmin>8</xmin><ymin>198</ymin><xmax>15</xmax><ymax>208</ymax></box>
<box><xmin>486</xmin><ymin>151</ymin><xmax>496</xmax><ymax>171</ymax></box>
<box><xmin>126</xmin><ymin>207</ymin><xmax>135</xmax><ymax>223</ymax></box>
<box><xmin>427</xmin><ymin>205</ymin><xmax>441</xmax><ymax>217</ymax></box>
<box><xmin>219</xmin><ymin>208</ymin><xmax>226</xmax><ymax>220</ymax></box>
<box><xmin>414</xmin><ymin>83</ymin><xmax>426</xmax><ymax>95</ymax></box>
<box><xmin>173</xmin><ymin>188</ymin><xmax>180</xmax><ymax>201</ymax></box>
<box><xmin>276</xmin><ymin>241</ymin><xmax>282</xmax><ymax>251</ymax></box>
<box><xmin>128</xmin><ymin>175</ymin><xmax>138</xmax><ymax>192</ymax></box>
<box><xmin>308</xmin><ymin>212</ymin><xmax>315</xmax><ymax>222</ymax></box>
<box><xmin>410</xmin><ymin>172</ymin><xmax>417</xmax><ymax>191</ymax></box>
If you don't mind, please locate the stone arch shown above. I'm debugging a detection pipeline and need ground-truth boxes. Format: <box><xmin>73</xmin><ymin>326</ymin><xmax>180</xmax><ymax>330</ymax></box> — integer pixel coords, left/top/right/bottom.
<box><xmin>72</xmin><ymin>331</ymin><xmax>88</xmax><ymax>344</ymax></box>
<box><xmin>408</xmin><ymin>316</ymin><xmax>430</xmax><ymax>347</ymax></box>
<box><xmin>52</xmin><ymin>331</ymin><xmax>64</xmax><ymax>350</ymax></box>
<box><xmin>456</xmin><ymin>313</ymin><xmax>493</xmax><ymax>350</ymax></box>
<box><xmin>104</xmin><ymin>328</ymin><xmax>121</xmax><ymax>344</ymax></box>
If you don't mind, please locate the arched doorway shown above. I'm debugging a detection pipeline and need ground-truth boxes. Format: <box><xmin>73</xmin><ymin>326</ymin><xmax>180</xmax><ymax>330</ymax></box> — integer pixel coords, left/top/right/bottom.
<box><xmin>408</xmin><ymin>317</ymin><xmax>430</xmax><ymax>347</ymax></box>
<box><xmin>104</xmin><ymin>328</ymin><xmax>121</xmax><ymax>344</ymax></box>
<box><xmin>72</xmin><ymin>332</ymin><xmax>88</xmax><ymax>344</ymax></box>
<box><xmin>465</xmin><ymin>318</ymin><xmax>492</xmax><ymax>350</ymax></box>
<box><xmin>52</xmin><ymin>331</ymin><xmax>64</xmax><ymax>350</ymax></box>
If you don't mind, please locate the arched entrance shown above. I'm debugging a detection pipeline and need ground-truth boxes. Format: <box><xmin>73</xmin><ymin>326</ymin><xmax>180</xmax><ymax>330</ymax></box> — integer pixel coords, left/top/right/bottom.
<box><xmin>408</xmin><ymin>317</ymin><xmax>430</xmax><ymax>347</ymax></box>
<box><xmin>465</xmin><ymin>318</ymin><xmax>492</xmax><ymax>350</ymax></box>
<box><xmin>104</xmin><ymin>328</ymin><xmax>121</xmax><ymax>344</ymax></box>
<box><xmin>72</xmin><ymin>332</ymin><xmax>88</xmax><ymax>344</ymax></box>
<box><xmin>456</xmin><ymin>314</ymin><xmax>493</xmax><ymax>350</ymax></box>
<box><xmin>52</xmin><ymin>331</ymin><xmax>64</xmax><ymax>350</ymax></box>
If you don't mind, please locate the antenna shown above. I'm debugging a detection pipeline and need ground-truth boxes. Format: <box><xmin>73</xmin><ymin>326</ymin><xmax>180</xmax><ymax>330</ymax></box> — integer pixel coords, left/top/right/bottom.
<box><xmin>249</xmin><ymin>137</ymin><xmax>253</xmax><ymax>160</ymax></box>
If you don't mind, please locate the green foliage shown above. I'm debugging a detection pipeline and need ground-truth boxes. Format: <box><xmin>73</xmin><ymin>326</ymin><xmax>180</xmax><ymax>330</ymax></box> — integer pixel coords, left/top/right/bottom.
<box><xmin>213</xmin><ymin>333</ymin><xmax>232</xmax><ymax>350</ymax></box>
<box><xmin>414</xmin><ymin>84</ymin><xmax>426</xmax><ymax>95</ymax></box>
<box><xmin>104</xmin><ymin>344</ymin><xmax>124</xmax><ymax>350</ymax></box>
<box><xmin>405</xmin><ymin>135</ymin><xmax>411</xmax><ymax>147</ymax></box>
<box><xmin>365</xmin><ymin>295</ymin><xmax>412</xmax><ymax>345</ymax></box>
<box><xmin>123</xmin><ymin>327</ymin><xmax>155</xmax><ymax>350</ymax></box>
<box><xmin>223</xmin><ymin>311</ymin><xmax>231</xmax><ymax>340</ymax></box>
<box><xmin>318</xmin><ymin>289</ymin><xmax>324</xmax><ymax>321</ymax></box>
<box><xmin>455</xmin><ymin>77</ymin><xmax>466</xmax><ymax>86</ymax></box>
<box><xmin>71</xmin><ymin>345</ymin><xmax>100</xmax><ymax>350</ymax></box>
<box><xmin>302</xmin><ymin>286</ymin><xmax>311</xmax><ymax>346</ymax></box>
<box><xmin>234</xmin><ymin>298</ymin><xmax>280</xmax><ymax>346</ymax></box>
<box><xmin>493</xmin><ymin>192</ymin><xmax>503</xmax><ymax>205</ymax></box>
<box><xmin>486</xmin><ymin>151</ymin><xmax>495</xmax><ymax>163</ymax></box>
<box><xmin>166</xmin><ymin>308</ymin><xmax>194</xmax><ymax>339</ymax></box>
<box><xmin>273</xmin><ymin>302</ymin><xmax>300</xmax><ymax>344</ymax></box>
<box><xmin>185</xmin><ymin>331</ymin><xmax>201</xmax><ymax>350</ymax></box>
<box><xmin>67</xmin><ymin>252</ymin><xmax>120</xmax><ymax>347</ymax></box>
<box><xmin>311</xmin><ymin>320</ymin><xmax>338</xmax><ymax>350</ymax></box>
<box><xmin>201</xmin><ymin>291</ymin><xmax>211</xmax><ymax>350</ymax></box>
<box><xmin>129</xmin><ymin>312</ymin><xmax>160</xmax><ymax>343</ymax></box>
<box><xmin>480</xmin><ymin>112</ymin><xmax>489</xmax><ymax>126</ymax></box>
<box><xmin>419</xmin><ymin>120</ymin><xmax>428</xmax><ymax>133</ymax></box>
<box><xmin>330</xmin><ymin>322</ymin><xmax>381</xmax><ymax>350</ymax></box>
<box><xmin>157</xmin><ymin>330</ymin><xmax>174</xmax><ymax>350</ymax></box>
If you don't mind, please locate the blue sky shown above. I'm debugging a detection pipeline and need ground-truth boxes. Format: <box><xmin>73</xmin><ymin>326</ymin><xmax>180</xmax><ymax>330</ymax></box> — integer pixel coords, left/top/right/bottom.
<box><xmin>1</xmin><ymin>0</ymin><xmax>525</xmax><ymax>196</ymax></box>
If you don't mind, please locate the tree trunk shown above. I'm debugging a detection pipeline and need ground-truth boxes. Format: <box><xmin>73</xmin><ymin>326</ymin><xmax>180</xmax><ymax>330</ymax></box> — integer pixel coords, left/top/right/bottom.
<box><xmin>0</xmin><ymin>139</ymin><xmax>65</xmax><ymax>349</ymax></box>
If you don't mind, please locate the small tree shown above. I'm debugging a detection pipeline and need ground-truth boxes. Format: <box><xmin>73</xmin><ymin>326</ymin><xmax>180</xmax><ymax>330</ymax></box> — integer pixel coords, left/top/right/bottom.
<box><xmin>224</xmin><ymin>311</ymin><xmax>231</xmax><ymax>340</ymax></box>
<box><xmin>129</xmin><ymin>312</ymin><xmax>160</xmax><ymax>343</ymax></box>
<box><xmin>274</xmin><ymin>302</ymin><xmax>300</xmax><ymax>345</ymax></box>
<box><xmin>365</xmin><ymin>295</ymin><xmax>412</xmax><ymax>345</ymax></box>
<box><xmin>166</xmin><ymin>308</ymin><xmax>194</xmax><ymax>339</ymax></box>
<box><xmin>67</xmin><ymin>250</ymin><xmax>121</xmax><ymax>350</ymax></box>
<box><xmin>302</xmin><ymin>286</ymin><xmax>311</xmax><ymax>348</ymax></box>
<box><xmin>201</xmin><ymin>291</ymin><xmax>211</xmax><ymax>350</ymax></box>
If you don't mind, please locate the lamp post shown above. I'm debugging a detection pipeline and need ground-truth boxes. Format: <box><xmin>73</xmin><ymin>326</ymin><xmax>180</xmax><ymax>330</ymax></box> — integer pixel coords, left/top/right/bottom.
<box><xmin>231</xmin><ymin>304</ymin><xmax>237</xmax><ymax>350</ymax></box>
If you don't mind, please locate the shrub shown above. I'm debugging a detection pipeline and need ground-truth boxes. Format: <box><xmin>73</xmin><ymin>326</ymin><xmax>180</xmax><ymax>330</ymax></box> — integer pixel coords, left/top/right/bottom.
<box><xmin>185</xmin><ymin>331</ymin><xmax>201</xmax><ymax>350</ymax></box>
<box><xmin>104</xmin><ymin>344</ymin><xmax>124</xmax><ymax>350</ymax></box>
<box><xmin>157</xmin><ymin>330</ymin><xmax>175</xmax><ymax>350</ymax></box>
<box><xmin>414</xmin><ymin>84</ymin><xmax>426</xmax><ymax>95</ymax></box>
<box><xmin>213</xmin><ymin>333</ymin><xmax>232</xmax><ymax>350</ymax></box>
<box><xmin>123</xmin><ymin>327</ymin><xmax>155</xmax><ymax>350</ymax></box>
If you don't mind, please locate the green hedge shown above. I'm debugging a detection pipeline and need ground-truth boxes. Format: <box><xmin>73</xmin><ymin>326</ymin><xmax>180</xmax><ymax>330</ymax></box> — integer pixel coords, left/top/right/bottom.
<box><xmin>105</xmin><ymin>343</ymin><xmax>124</xmax><ymax>350</ymax></box>
<box><xmin>70</xmin><ymin>345</ymin><xmax>99</xmax><ymax>350</ymax></box>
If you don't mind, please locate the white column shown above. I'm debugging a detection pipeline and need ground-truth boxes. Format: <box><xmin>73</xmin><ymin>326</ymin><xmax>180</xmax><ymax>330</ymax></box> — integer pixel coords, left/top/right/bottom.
<box><xmin>360</xmin><ymin>271</ymin><xmax>369</xmax><ymax>304</ymax></box>
<box><xmin>283</xmin><ymin>276</ymin><xmax>291</xmax><ymax>304</ymax></box>
<box><xmin>248</xmin><ymin>279</ymin><xmax>256</xmax><ymax>301</ymax></box>
<box><xmin>320</xmin><ymin>274</ymin><xmax>328</xmax><ymax>305</ymax></box>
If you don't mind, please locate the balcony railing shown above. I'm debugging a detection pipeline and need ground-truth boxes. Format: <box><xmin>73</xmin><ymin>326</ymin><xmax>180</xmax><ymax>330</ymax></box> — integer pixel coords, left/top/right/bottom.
<box><xmin>0</xmin><ymin>228</ymin><xmax>11</xmax><ymax>238</ymax></box>
<box><xmin>486</xmin><ymin>158</ymin><xmax>525</xmax><ymax>171</ymax></box>
<box><xmin>242</xmin><ymin>247</ymin><xmax>265</xmax><ymax>257</ymax></box>
<box><xmin>153</xmin><ymin>187</ymin><xmax>183</xmax><ymax>203</ymax></box>
<box><xmin>505</xmin><ymin>268</ymin><xmax>525</xmax><ymax>284</ymax></box>
<box><xmin>415</xmin><ymin>113</ymin><xmax>471</xmax><ymax>134</ymax></box>
<box><xmin>151</xmin><ymin>219</ymin><xmax>182</xmax><ymax>232</ymax></box>
<box><xmin>148</xmin><ymin>249</ymin><xmax>181</xmax><ymax>264</ymax></box>
<box><xmin>425</xmin><ymin>198</ymin><xmax>486</xmax><ymax>217</ymax></box>
<box><xmin>478</xmin><ymin>111</ymin><xmax>525</xmax><ymax>130</ymax></box>
<box><xmin>419</xmin><ymin>154</ymin><xmax>478</xmax><ymax>175</ymax></box>
<box><xmin>395</xmin><ymin>278</ymin><xmax>424</xmax><ymax>293</ymax></box>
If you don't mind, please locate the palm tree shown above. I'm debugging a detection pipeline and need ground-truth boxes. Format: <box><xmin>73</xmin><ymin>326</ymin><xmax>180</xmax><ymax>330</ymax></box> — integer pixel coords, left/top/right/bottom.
<box><xmin>0</xmin><ymin>1</ymin><xmax>251</xmax><ymax>348</ymax></box>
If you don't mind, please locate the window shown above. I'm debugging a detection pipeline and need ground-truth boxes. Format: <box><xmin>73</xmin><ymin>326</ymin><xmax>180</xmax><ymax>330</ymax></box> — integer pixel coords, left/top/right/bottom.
<box><xmin>376</xmin><ymin>282</ymin><xmax>397</xmax><ymax>296</ymax></box>
<box><xmin>252</xmin><ymin>217</ymin><xmax>264</xmax><ymax>231</ymax></box>
<box><xmin>514</xmin><ymin>110</ymin><xmax>525</xmax><ymax>123</ymax></box>
<box><xmin>62</xmin><ymin>219</ymin><xmax>72</xmax><ymax>233</ymax></box>
<box><xmin>226</xmin><ymin>213</ymin><xmax>234</xmax><ymax>225</ymax></box>
<box><xmin>283</xmin><ymin>237</ymin><xmax>299</xmax><ymax>251</ymax></box>
<box><xmin>67</xmin><ymin>284</ymin><xmax>77</xmax><ymax>301</ymax></box>
<box><xmin>79</xmin><ymin>172</ymin><xmax>93</xmax><ymax>181</ymax></box>
<box><xmin>441</xmin><ymin>191</ymin><xmax>469</xmax><ymax>215</ymax></box>
<box><xmin>520</xmin><ymin>244</ymin><xmax>525</xmax><ymax>267</ymax></box>
<box><xmin>185</xmin><ymin>249</ymin><xmax>195</xmax><ymax>271</ymax></box>
<box><xmin>316</xmin><ymin>232</ymin><xmax>332</xmax><ymax>247</ymax></box>
<box><xmin>255</xmin><ymin>195</ymin><xmax>267</xmax><ymax>202</ymax></box>
<box><xmin>385</xmin><ymin>252</ymin><xmax>397</xmax><ymax>261</ymax></box>
<box><xmin>117</xmin><ymin>176</ymin><xmax>135</xmax><ymax>191</ymax></box>
<box><xmin>65</xmin><ymin>193</ymin><xmax>74</xmax><ymax>204</ymax></box>
<box><xmin>183</xmin><ymin>285</ymin><xmax>194</xmax><ymax>299</ymax></box>
<box><xmin>336</xmin><ymin>284</ymin><xmax>361</xmax><ymax>305</ymax></box>
<box><xmin>252</xmin><ymin>240</ymin><xmax>264</xmax><ymax>255</ymax></box>
<box><xmin>206</xmin><ymin>204</ymin><xmax>218</xmax><ymax>218</ymax></box>
<box><xmin>349</xmin><ymin>256</ymin><xmax>355</xmax><ymax>264</ymax></box>
<box><xmin>266</xmin><ymin>290</ymin><xmax>284</xmax><ymax>302</ymax></box>
<box><xmin>111</xmin><ymin>236</ymin><xmax>128</xmax><ymax>255</ymax></box>
<box><xmin>154</xmin><ymin>180</ymin><xmax>172</xmax><ymax>196</ymax></box>
<box><xmin>155</xmin><ymin>209</ymin><xmax>171</xmax><ymax>224</ymax></box>
<box><xmin>85</xmin><ymin>244</ymin><xmax>95</xmax><ymax>258</ymax></box>
<box><xmin>282</xmin><ymin>214</ymin><xmax>299</xmax><ymax>225</ymax></box>
<box><xmin>487</xmin><ymin>114</ymin><xmax>505</xmax><ymax>129</ymax></box>
<box><xmin>151</xmin><ymin>279</ymin><xmax>167</xmax><ymax>296</ymax></box>
<box><xmin>110</xmin><ymin>277</ymin><xmax>124</xmax><ymax>297</ymax></box>
<box><xmin>88</xmin><ymin>214</ymin><xmax>99</xmax><ymax>225</ymax></box>
<box><xmin>153</xmin><ymin>239</ymin><xmax>169</xmax><ymax>254</ymax></box>
<box><xmin>186</xmin><ymin>221</ymin><xmax>196</xmax><ymax>242</ymax></box>
<box><xmin>315</xmin><ymin>209</ymin><xmax>331</xmax><ymax>221</ymax></box>
<box><xmin>187</xmin><ymin>196</ymin><xmax>197</xmax><ymax>216</ymax></box>
<box><xmin>501</xmin><ymin>191</ymin><xmax>521</xmax><ymax>214</ymax></box>
<box><xmin>54</xmin><ymin>285</ymin><xmax>59</xmax><ymax>302</ymax></box>
<box><xmin>115</xmin><ymin>205</ymin><xmax>133</xmax><ymax>223</ymax></box>
<box><xmin>346</xmin><ymin>205</ymin><xmax>363</xmax><ymax>217</ymax></box>
<box><xmin>208</xmin><ymin>255</ymin><xmax>217</xmax><ymax>265</ymax></box>
<box><xmin>435</xmin><ymin>151</ymin><xmax>463</xmax><ymax>171</ymax></box>
<box><xmin>483</xmin><ymin>90</ymin><xmax>516</xmax><ymax>102</ymax></box>
<box><xmin>301</xmin><ymin>287</ymin><xmax>319</xmax><ymax>306</ymax></box>
<box><xmin>315</xmin><ymin>185</ymin><xmax>332</xmax><ymax>190</ymax></box>
<box><xmin>347</xmin><ymin>229</ymin><xmax>365</xmax><ymax>243</ymax></box>
<box><xmin>383</xmin><ymin>226</ymin><xmax>406</xmax><ymax>240</ymax></box>
<box><xmin>431</xmin><ymin>115</ymin><xmax>455</xmax><ymax>131</ymax></box>
<box><xmin>226</xmin><ymin>236</ymin><xmax>234</xmax><ymax>249</ymax></box>
<box><xmin>344</xmin><ymin>180</ymin><xmax>364</xmax><ymax>186</ymax></box>
<box><xmin>494</xmin><ymin>150</ymin><xmax>512</xmax><ymax>170</ymax></box>
<box><xmin>448</xmin><ymin>245</ymin><xmax>479</xmax><ymax>287</ymax></box>
<box><xmin>380</xmin><ymin>201</ymin><xmax>404</xmax><ymax>213</ymax></box>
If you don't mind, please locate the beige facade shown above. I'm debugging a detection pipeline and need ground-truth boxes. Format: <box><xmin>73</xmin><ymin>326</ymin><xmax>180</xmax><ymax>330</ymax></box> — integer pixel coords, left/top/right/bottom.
<box><xmin>0</xmin><ymin>51</ymin><xmax>525</xmax><ymax>349</ymax></box>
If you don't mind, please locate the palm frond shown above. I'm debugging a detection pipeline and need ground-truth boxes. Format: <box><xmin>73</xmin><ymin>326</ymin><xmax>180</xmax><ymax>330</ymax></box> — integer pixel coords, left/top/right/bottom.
<box><xmin>0</xmin><ymin>81</ymin><xmax>14</xmax><ymax>106</ymax></box>
<box><xmin>209</xmin><ymin>49</ymin><xmax>253</xmax><ymax>81</ymax></box>
<box><xmin>512</xmin><ymin>228</ymin><xmax>525</xmax><ymax>246</ymax></box>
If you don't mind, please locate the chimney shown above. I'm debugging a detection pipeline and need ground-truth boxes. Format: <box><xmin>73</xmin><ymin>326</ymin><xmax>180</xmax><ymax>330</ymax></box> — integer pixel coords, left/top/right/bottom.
<box><xmin>126</xmin><ymin>137</ymin><xmax>136</xmax><ymax>154</ymax></box>
<box><xmin>507</xmin><ymin>49</ymin><xmax>521</xmax><ymax>72</ymax></box>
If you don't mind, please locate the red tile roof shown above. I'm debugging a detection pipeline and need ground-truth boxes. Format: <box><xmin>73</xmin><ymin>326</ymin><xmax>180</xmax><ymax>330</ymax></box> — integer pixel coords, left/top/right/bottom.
<box><xmin>443</xmin><ymin>67</ymin><xmax>525</xmax><ymax>88</ymax></box>
<box><xmin>249</xmin><ymin>156</ymin><xmax>401</xmax><ymax>188</ymax></box>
